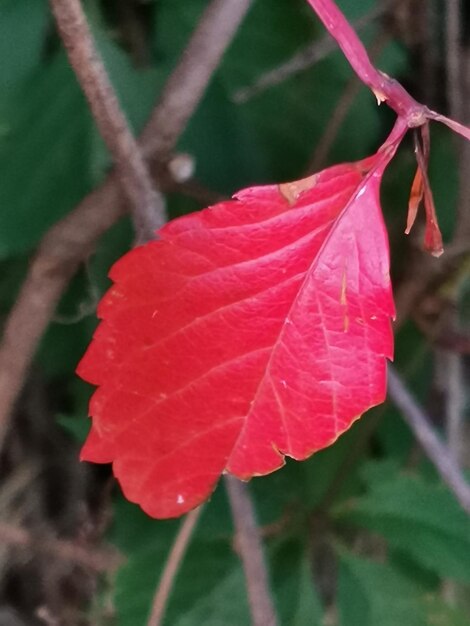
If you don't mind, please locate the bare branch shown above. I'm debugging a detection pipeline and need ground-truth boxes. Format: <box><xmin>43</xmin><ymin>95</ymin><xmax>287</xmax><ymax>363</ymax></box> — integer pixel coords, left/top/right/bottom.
<box><xmin>49</xmin><ymin>0</ymin><xmax>164</xmax><ymax>242</ymax></box>
<box><xmin>387</xmin><ymin>364</ymin><xmax>470</xmax><ymax>516</ymax></box>
<box><xmin>0</xmin><ymin>521</ymin><xmax>123</xmax><ymax>573</ymax></box>
<box><xmin>453</xmin><ymin>48</ymin><xmax>470</xmax><ymax>244</ymax></box>
<box><xmin>232</xmin><ymin>0</ymin><xmax>392</xmax><ymax>104</ymax></box>
<box><xmin>445</xmin><ymin>0</ymin><xmax>463</xmax><ymax>122</ymax></box>
<box><xmin>225</xmin><ymin>476</ymin><xmax>279</xmax><ymax>626</ymax></box>
<box><xmin>141</xmin><ymin>0</ymin><xmax>254</xmax><ymax>158</ymax></box>
<box><xmin>443</xmin><ymin>350</ymin><xmax>465</xmax><ymax>464</ymax></box>
<box><xmin>0</xmin><ymin>0</ymin><xmax>253</xmax><ymax>447</ymax></box>
<box><xmin>306</xmin><ymin>33</ymin><xmax>389</xmax><ymax>173</ymax></box>
<box><xmin>147</xmin><ymin>507</ymin><xmax>203</xmax><ymax>626</ymax></box>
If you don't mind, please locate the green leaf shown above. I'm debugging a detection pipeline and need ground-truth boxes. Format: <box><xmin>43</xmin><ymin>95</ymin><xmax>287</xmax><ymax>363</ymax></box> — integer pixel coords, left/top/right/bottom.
<box><xmin>0</xmin><ymin>0</ymin><xmax>49</xmax><ymax>91</ymax></box>
<box><xmin>57</xmin><ymin>413</ymin><xmax>91</xmax><ymax>443</ymax></box>
<box><xmin>110</xmin><ymin>485</ymin><xmax>324</xmax><ymax>625</ymax></box>
<box><xmin>0</xmin><ymin>54</ymin><xmax>93</xmax><ymax>256</ymax></box>
<box><xmin>0</xmin><ymin>11</ymin><xmax>164</xmax><ymax>257</ymax></box>
<box><xmin>170</xmin><ymin>544</ymin><xmax>250</xmax><ymax>626</ymax></box>
<box><xmin>428</xmin><ymin>125</ymin><xmax>459</xmax><ymax>241</ymax></box>
<box><xmin>336</xmin><ymin>464</ymin><xmax>470</xmax><ymax>582</ymax></box>
<box><xmin>339</xmin><ymin>552</ymin><xmax>468</xmax><ymax>626</ymax></box>
<box><xmin>110</xmin><ymin>489</ymin><xmax>249</xmax><ymax>626</ymax></box>
<box><xmin>271</xmin><ymin>538</ymin><xmax>323</xmax><ymax>625</ymax></box>
<box><xmin>153</xmin><ymin>0</ymin><xmax>406</xmax><ymax>196</ymax></box>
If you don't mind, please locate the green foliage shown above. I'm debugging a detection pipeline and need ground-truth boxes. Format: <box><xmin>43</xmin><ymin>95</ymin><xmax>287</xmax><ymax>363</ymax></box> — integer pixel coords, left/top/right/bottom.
<box><xmin>1</xmin><ymin>0</ymin><xmax>468</xmax><ymax>623</ymax></box>
<box><xmin>0</xmin><ymin>54</ymin><xmax>92</xmax><ymax>255</ymax></box>
<box><xmin>338</xmin><ymin>552</ymin><xmax>469</xmax><ymax>626</ymax></box>
<box><xmin>336</xmin><ymin>464</ymin><xmax>470</xmax><ymax>582</ymax></box>
<box><xmin>111</xmin><ymin>486</ymin><xmax>324</xmax><ymax>626</ymax></box>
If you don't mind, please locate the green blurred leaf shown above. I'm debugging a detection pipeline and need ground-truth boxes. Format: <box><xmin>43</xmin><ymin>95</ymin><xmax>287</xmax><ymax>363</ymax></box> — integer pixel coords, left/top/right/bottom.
<box><xmin>57</xmin><ymin>412</ymin><xmax>91</xmax><ymax>443</ymax></box>
<box><xmin>111</xmin><ymin>490</ymin><xmax>250</xmax><ymax>626</ymax></box>
<box><xmin>0</xmin><ymin>54</ymin><xmax>93</xmax><ymax>256</ymax></box>
<box><xmin>339</xmin><ymin>552</ymin><xmax>468</xmax><ymax>626</ymax></box>
<box><xmin>111</xmin><ymin>487</ymin><xmax>323</xmax><ymax>626</ymax></box>
<box><xmin>154</xmin><ymin>0</ymin><xmax>407</xmax><ymax>195</ymax></box>
<box><xmin>336</xmin><ymin>464</ymin><xmax>470</xmax><ymax>582</ymax></box>
<box><xmin>0</xmin><ymin>10</ymin><xmax>163</xmax><ymax>257</ymax></box>
<box><xmin>0</xmin><ymin>0</ymin><xmax>49</xmax><ymax>91</ymax></box>
<box><xmin>428</xmin><ymin>125</ymin><xmax>459</xmax><ymax>241</ymax></box>
<box><xmin>271</xmin><ymin>538</ymin><xmax>323</xmax><ymax>625</ymax></box>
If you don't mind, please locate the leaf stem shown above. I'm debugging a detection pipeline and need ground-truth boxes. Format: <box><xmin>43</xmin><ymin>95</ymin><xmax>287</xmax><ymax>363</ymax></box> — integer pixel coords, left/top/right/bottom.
<box><xmin>147</xmin><ymin>507</ymin><xmax>203</xmax><ymax>626</ymax></box>
<box><xmin>305</xmin><ymin>0</ymin><xmax>470</xmax><ymax>144</ymax></box>
<box><xmin>225</xmin><ymin>477</ymin><xmax>279</xmax><ymax>626</ymax></box>
<box><xmin>232</xmin><ymin>0</ymin><xmax>393</xmax><ymax>103</ymax></box>
<box><xmin>305</xmin><ymin>0</ymin><xmax>427</xmax><ymax>123</ymax></box>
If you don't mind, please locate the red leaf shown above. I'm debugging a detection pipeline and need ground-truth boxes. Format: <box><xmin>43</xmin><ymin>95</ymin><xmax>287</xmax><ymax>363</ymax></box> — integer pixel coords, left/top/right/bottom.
<box><xmin>406</xmin><ymin>125</ymin><xmax>444</xmax><ymax>257</ymax></box>
<box><xmin>406</xmin><ymin>166</ymin><xmax>424</xmax><ymax>235</ymax></box>
<box><xmin>78</xmin><ymin>151</ymin><xmax>398</xmax><ymax>519</ymax></box>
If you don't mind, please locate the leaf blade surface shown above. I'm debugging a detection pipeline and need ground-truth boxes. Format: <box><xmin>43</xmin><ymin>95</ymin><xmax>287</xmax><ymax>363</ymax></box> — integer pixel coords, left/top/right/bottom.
<box><xmin>78</xmin><ymin>153</ymin><xmax>396</xmax><ymax>518</ymax></box>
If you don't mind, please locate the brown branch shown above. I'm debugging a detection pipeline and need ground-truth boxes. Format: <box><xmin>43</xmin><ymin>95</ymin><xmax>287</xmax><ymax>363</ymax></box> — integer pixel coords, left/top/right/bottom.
<box><xmin>140</xmin><ymin>0</ymin><xmax>254</xmax><ymax>160</ymax></box>
<box><xmin>443</xmin><ymin>349</ymin><xmax>465</xmax><ymax>464</ymax></box>
<box><xmin>307</xmin><ymin>76</ymin><xmax>362</xmax><ymax>172</ymax></box>
<box><xmin>306</xmin><ymin>33</ymin><xmax>389</xmax><ymax>173</ymax></box>
<box><xmin>445</xmin><ymin>0</ymin><xmax>463</xmax><ymax>122</ymax></box>
<box><xmin>453</xmin><ymin>48</ymin><xmax>470</xmax><ymax>244</ymax></box>
<box><xmin>49</xmin><ymin>0</ymin><xmax>164</xmax><ymax>243</ymax></box>
<box><xmin>147</xmin><ymin>507</ymin><xmax>203</xmax><ymax>626</ymax></box>
<box><xmin>225</xmin><ymin>476</ymin><xmax>279</xmax><ymax>626</ymax></box>
<box><xmin>0</xmin><ymin>521</ymin><xmax>123</xmax><ymax>573</ymax></box>
<box><xmin>0</xmin><ymin>0</ymin><xmax>253</xmax><ymax>448</ymax></box>
<box><xmin>232</xmin><ymin>0</ymin><xmax>392</xmax><ymax>104</ymax></box>
<box><xmin>387</xmin><ymin>364</ymin><xmax>470</xmax><ymax>516</ymax></box>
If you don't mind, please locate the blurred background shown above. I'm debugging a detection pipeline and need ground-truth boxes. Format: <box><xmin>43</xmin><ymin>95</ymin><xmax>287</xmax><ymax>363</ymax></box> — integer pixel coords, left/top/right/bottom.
<box><xmin>0</xmin><ymin>0</ymin><xmax>469</xmax><ymax>624</ymax></box>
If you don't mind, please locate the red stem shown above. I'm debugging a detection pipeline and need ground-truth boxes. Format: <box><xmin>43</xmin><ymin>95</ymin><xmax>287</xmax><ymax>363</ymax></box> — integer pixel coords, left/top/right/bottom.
<box><xmin>305</xmin><ymin>0</ymin><xmax>427</xmax><ymax>124</ymax></box>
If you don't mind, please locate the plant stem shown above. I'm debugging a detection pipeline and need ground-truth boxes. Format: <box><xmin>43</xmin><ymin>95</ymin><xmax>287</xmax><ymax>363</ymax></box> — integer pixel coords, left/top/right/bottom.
<box><xmin>387</xmin><ymin>364</ymin><xmax>470</xmax><ymax>516</ymax></box>
<box><xmin>49</xmin><ymin>0</ymin><xmax>164</xmax><ymax>243</ymax></box>
<box><xmin>147</xmin><ymin>508</ymin><xmax>203</xmax><ymax>626</ymax></box>
<box><xmin>305</xmin><ymin>0</ymin><xmax>426</xmax><ymax>123</ymax></box>
<box><xmin>232</xmin><ymin>0</ymin><xmax>392</xmax><ymax>103</ymax></box>
<box><xmin>225</xmin><ymin>476</ymin><xmax>279</xmax><ymax>626</ymax></box>
<box><xmin>306</xmin><ymin>32</ymin><xmax>389</xmax><ymax>172</ymax></box>
<box><xmin>0</xmin><ymin>521</ymin><xmax>123</xmax><ymax>572</ymax></box>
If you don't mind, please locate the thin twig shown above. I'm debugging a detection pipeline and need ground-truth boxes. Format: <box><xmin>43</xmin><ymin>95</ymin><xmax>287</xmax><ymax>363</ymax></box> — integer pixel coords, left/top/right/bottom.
<box><xmin>225</xmin><ymin>476</ymin><xmax>279</xmax><ymax>626</ymax></box>
<box><xmin>419</xmin><ymin>0</ymin><xmax>438</xmax><ymax>105</ymax></box>
<box><xmin>453</xmin><ymin>47</ymin><xmax>470</xmax><ymax>244</ymax></box>
<box><xmin>445</xmin><ymin>0</ymin><xmax>462</xmax><ymax>122</ymax></box>
<box><xmin>307</xmin><ymin>76</ymin><xmax>362</xmax><ymax>172</ymax></box>
<box><xmin>393</xmin><ymin>241</ymin><xmax>470</xmax><ymax>330</ymax></box>
<box><xmin>444</xmin><ymin>350</ymin><xmax>465</xmax><ymax>464</ymax></box>
<box><xmin>0</xmin><ymin>0</ymin><xmax>253</xmax><ymax>448</ymax></box>
<box><xmin>387</xmin><ymin>364</ymin><xmax>470</xmax><ymax>516</ymax></box>
<box><xmin>306</xmin><ymin>33</ymin><xmax>389</xmax><ymax>172</ymax></box>
<box><xmin>232</xmin><ymin>0</ymin><xmax>392</xmax><ymax>103</ymax></box>
<box><xmin>49</xmin><ymin>0</ymin><xmax>164</xmax><ymax>243</ymax></box>
<box><xmin>0</xmin><ymin>521</ymin><xmax>123</xmax><ymax>573</ymax></box>
<box><xmin>141</xmin><ymin>0</ymin><xmax>254</xmax><ymax>159</ymax></box>
<box><xmin>147</xmin><ymin>507</ymin><xmax>203</xmax><ymax>626</ymax></box>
